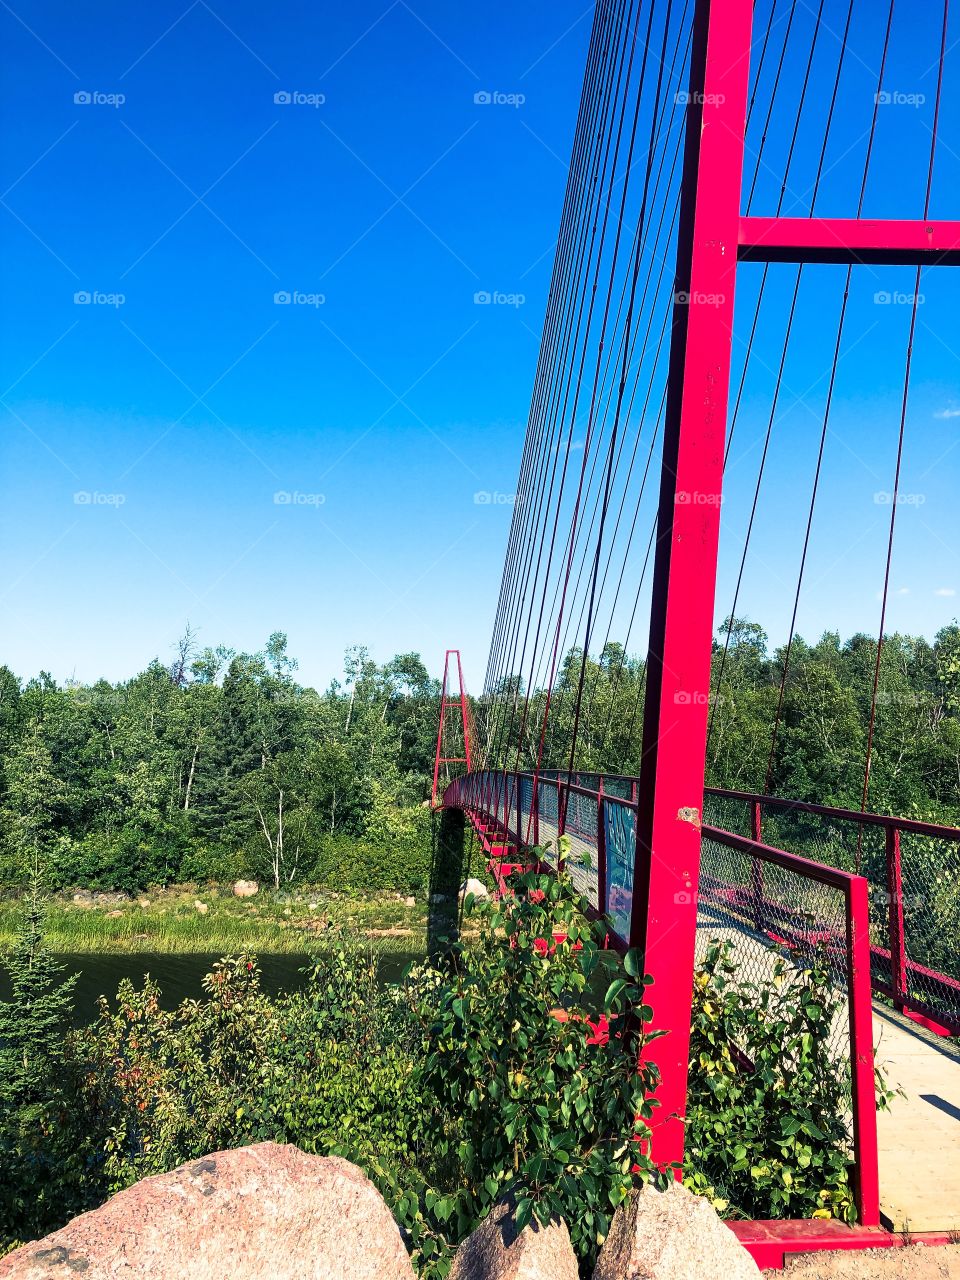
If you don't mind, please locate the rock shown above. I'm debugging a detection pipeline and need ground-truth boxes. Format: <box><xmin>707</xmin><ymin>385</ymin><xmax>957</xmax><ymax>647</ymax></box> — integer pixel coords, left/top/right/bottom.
<box><xmin>194</xmin><ymin>900</ymin><xmax>209</xmax><ymax>915</ymax></box>
<box><xmin>0</xmin><ymin>1143</ymin><xmax>416</xmax><ymax>1280</ymax></box>
<box><xmin>72</xmin><ymin>890</ymin><xmax>93</xmax><ymax>905</ymax></box>
<box><xmin>105</xmin><ymin>909</ymin><xmax>123</xmax><ymax>919</ymax></box>
<box><xmin>404</xmin><ymin>896</ymin><xmax>416</xmax><ymax>908</ymax></box>
<box><xmin>233</xmin><ymin>879</ymin><xmax>259</xmax><ymax>898</ymax></box>
<box><xmin>593</xmin><ymin>1180</ymin><xmax>760</xmax><ymax>1280</ymax></box>
<box><xmin>449</xmin><ymin>1197</ymin><xmax>578</xmax><ymax>1280</ymax></box>
<box><xmin>461</xmin><ymin>878</ymin><xmax>489</xmax><ymax>900</ymax></box>
<box><xmin>138</xmin><ymin>897</ymin><xmax>150</xmax><ymax>908</ymax></box>
<box><xmin>309</xmin><ymin>901</ymin><xmax>319</xmax><ymax>910</ymax></box>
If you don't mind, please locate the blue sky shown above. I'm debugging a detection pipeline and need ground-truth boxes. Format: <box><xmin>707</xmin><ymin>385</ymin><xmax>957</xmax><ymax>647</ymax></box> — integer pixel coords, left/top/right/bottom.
<box><xmin>1</xmin><ymin>0</ymin><xmax>958</xmax><ymax>693</ymax></box>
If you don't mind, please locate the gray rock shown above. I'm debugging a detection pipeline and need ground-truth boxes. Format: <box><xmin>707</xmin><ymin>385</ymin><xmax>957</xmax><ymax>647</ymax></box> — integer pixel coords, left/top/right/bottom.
<box><xmin>0</xmin><ymin>1143</ymin><xmax>416</xmax><ymax>1280</ymax></box>
<box><xmin>450</xmin><ymin>1197</ymin><xmax>578</xmax><ymax>1280</ymax></box>
<box><xmin>593</xmin><ymin>1180</ymin><xmax>761</xmax><ymax>1280</ymax></box>
<box><xmin>233</xmin><ymin>879</ymin><xmax>259</xmax><ymax>898</ymax></box>
<box><xmin>460</xmin><ymin>878</ymin><xmax>489</xmax><ymax>899</ymax></box>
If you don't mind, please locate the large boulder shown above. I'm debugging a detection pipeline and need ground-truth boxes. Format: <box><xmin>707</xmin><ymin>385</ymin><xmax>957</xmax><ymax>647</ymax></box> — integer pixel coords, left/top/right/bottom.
<box><xmin>593</xmin><ymin>1180</ymin><xmax>761</xmax><ymax>1280</ymax></box>
<box><xmin>449</xmin><ymin>1197</ymin><xmax>578</xmax><ymax>1280</ymax></box>
<box><xmin>0</xmin><ymin>1143</ymin><xmax>415</xmax><ymax>1280</ymax></box>
<box><xmin>233</xmin><ymin>879</ymin><xmax>259</xmax><ymax>898</ymax></box>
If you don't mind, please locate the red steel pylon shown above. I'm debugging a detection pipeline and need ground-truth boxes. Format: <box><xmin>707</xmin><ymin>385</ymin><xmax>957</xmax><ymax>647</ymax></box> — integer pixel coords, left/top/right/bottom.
<box><xmin>431</xmin><ymin>649</ymin><xmax>474</xmax><ymax>808</ymax></box>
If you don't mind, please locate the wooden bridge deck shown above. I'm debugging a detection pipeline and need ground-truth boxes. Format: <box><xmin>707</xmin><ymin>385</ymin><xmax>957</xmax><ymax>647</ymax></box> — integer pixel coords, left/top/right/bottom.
<box><xmin>873</xmin><ymin>1007</ymin><xmax>960</xmax><ymax>1234</ymax></box>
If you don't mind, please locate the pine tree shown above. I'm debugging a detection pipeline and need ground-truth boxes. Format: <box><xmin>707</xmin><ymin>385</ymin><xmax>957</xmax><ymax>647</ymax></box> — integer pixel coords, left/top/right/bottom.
<box><xmin>0</xmin><ymin>875</ymin><xmax>87</xmax><ymax>1249</ymax></box>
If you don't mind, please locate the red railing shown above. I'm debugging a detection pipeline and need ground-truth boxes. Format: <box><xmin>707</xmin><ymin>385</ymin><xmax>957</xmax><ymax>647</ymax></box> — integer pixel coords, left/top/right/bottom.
<box><xmin>702</xmin><ymin>788</ymin><xmax>960</xmax><ymax>1039</ymax></box>
<box><xmin>442</xmin><ymin>768</ymin><xmax>884</xmax><ymax>1227</ymax></box>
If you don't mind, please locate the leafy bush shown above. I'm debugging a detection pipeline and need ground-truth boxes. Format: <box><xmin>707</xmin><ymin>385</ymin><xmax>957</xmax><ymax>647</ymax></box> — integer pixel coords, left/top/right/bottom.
<box><xmin>309</xmin><ymin>806</ymin><xmax>433</xmax><ymax>894</ymax></box>
<box><xmin>251</xmin><ymin>942</ymin><xmax>423</xmax><ymax>1172</ymax></box>
<box><xmin>683</xmin><ymin>940</ymin><xmax>889</xmax><ymax>1222</ymax></box>
<box><xmin>81</xmin><ymin>955</ymin><xmax>278</xmax><ymax>1190</ymax></box>
<box><xmin>390</xmin><ymin>863</ymin><xmax>661</xmax><ymax>1279</ymax></box>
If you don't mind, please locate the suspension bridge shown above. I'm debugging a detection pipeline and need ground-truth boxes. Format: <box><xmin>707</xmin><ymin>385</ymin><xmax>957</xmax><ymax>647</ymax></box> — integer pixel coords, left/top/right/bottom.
<box><xmin>432</xmin><ymin>0</ymin><xmax>960</xmax><ymax>1268</ymax></box>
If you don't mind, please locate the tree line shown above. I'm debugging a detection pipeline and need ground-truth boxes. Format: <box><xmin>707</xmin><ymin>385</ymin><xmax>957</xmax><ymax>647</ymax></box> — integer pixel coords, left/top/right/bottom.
<box><xmin>0</xmin><ymin>632</ymin><xmax>441</xmax><ymax>892</ymax></box>
<box><xmin>1</xmin><ymin>620</ymin><xmax>958</xmax><ymax>894</ymax></box>
<box><xmin>487</xmin><ymin>619</ymin><xmax>960</xmax><ymax>824</ymax></box>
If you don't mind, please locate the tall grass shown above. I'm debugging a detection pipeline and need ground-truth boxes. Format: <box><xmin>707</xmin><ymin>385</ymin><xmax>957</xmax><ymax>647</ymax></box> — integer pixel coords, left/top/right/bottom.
<box><xmin>0</xmin><ymin>890</ymin><xmax>430</xmax><ymax>955</ymax></box>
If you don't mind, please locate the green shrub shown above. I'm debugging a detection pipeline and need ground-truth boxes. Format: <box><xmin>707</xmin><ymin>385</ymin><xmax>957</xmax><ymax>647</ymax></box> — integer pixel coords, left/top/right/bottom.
<box><xmin>251</xmin><ymin>943</ymin><xmax>423</xmax><ymax>1170</ymax></box>
<box><xmin>310</xmin><ymin>808</ymin><xmax>433</xmax><ymax>894</ymax></box>
<box><xmin>683</xmin><ymin>940</ymin><xmax>891</xmax><ymax>1222</ymax></box>
<box><xmin>390</xmin><ymin>861</ymin><xmax>661</xmax><ymax>1279</ymax></box>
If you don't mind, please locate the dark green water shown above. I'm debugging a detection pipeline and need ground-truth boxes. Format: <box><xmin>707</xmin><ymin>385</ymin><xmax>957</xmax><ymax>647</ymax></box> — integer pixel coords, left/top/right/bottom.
<box><xmin>0</xmin><ymin>951</ymin><xmax>416</xmax><ymax>1026</ymax></box>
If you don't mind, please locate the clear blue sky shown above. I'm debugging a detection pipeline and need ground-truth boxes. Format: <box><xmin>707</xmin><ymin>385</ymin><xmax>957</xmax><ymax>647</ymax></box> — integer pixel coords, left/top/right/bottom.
<box><xmin>1</xmin><ymin>1</ymin><xmax>958</xmax><ymax>693</ymax></box>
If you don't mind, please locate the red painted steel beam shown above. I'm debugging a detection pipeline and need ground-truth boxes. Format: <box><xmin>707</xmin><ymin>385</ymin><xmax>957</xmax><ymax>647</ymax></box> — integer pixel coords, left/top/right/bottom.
<box><xmin>738</xmin><ymin>216</ymin><xmax>960</xmax><ymax>266</ymax></box>
<box><xmin>631</xmin><ymin>0</ymin><xmax>754</xmax><ymax>1173</ymax></box>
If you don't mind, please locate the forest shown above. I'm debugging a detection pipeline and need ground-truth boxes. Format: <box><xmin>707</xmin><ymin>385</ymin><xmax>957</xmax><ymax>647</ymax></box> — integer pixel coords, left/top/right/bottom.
<box><xmin>0</xmin><ymin>619</ymin><xmax>959</xmax><ymax>898</ymax></box>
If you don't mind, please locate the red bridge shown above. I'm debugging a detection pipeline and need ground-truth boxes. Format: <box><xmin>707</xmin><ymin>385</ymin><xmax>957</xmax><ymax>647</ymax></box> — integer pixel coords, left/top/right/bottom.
<box><xmin>432</xmin><ymin>0</ymin><xmax>960</xmax><ymax>1268</ymax></box>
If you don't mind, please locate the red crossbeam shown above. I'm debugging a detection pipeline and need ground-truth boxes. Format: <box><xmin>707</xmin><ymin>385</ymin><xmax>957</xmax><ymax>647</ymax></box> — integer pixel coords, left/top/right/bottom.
<box><xmin>739</xmin><ymin>216</ymin><xmax>960</xmax><ymax>266</ymax></box>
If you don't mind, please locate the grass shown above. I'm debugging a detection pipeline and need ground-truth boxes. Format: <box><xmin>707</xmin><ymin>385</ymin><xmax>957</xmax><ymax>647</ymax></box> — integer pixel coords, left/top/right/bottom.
<box><xmin>0</xmin><ymin>886</ymin><xmax>434</xmax><ymax>956</ymax></box>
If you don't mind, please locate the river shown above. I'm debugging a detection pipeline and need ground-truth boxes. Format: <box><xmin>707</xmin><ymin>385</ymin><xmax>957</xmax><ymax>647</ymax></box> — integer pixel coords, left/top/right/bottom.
<box><xmin>0</xmin><ymin>951</ymin><xmax>416</xmax><ymax>1026</ymax></box>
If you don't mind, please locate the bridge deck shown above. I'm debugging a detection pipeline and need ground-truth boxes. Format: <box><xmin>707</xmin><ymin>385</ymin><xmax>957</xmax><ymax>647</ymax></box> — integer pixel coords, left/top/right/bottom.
<box><xmin>873</xmin><ymin>1008</ymin><xmax>960</xmax><ymax>1233</ymax></box>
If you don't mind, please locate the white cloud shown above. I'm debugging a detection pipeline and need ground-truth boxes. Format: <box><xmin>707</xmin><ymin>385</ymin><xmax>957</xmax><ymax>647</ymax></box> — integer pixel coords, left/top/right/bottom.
<box><xmin>934</xmin><ymin>407</ymin><xmax>960</xmax><ymax>419</ymax></box>
<box><xmin>935</xmin><ymin>587</ymin><xmax>957</xmax><ymax>597</ymax></box>
<box><xmin>896</xmin><ymin>586</ymin><xmax>910</xmax><ymax>596</ymax></box>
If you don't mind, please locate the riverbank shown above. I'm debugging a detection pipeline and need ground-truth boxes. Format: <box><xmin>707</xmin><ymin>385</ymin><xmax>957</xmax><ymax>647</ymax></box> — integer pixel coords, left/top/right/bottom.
<box><xmin>0</xmin><ymin>885</ymin><xmax>435</xmax><ymax>956</ymax></box>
